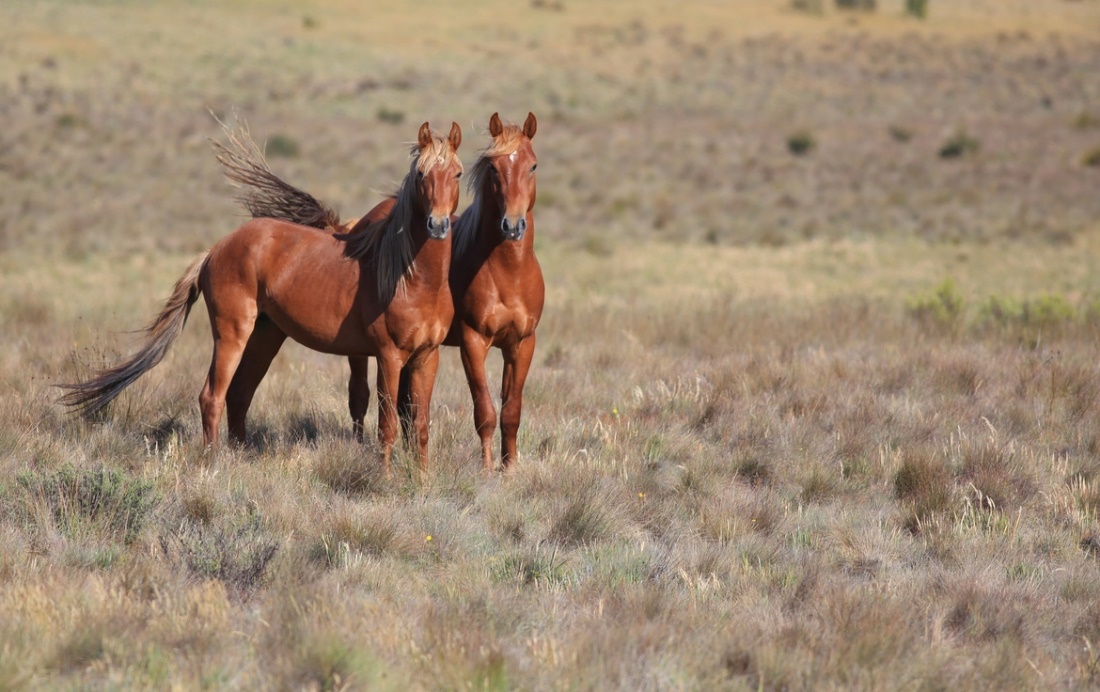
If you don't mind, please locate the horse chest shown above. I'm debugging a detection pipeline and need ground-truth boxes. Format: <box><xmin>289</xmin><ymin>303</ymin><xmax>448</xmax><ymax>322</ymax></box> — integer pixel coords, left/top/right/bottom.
<box><xmin>385</xmin><ymin>311</ymin><xmax>449</xmax><ymax>353</ymax></box>
<box><xmin>459</xmin><ymin>265</ymin><xmax>538</xmax><ymax>340</ymax></box>
<box><xmin>475</xmin><ymin>302</ymin><xmax>535</xmax><ymax>346</ymax></box>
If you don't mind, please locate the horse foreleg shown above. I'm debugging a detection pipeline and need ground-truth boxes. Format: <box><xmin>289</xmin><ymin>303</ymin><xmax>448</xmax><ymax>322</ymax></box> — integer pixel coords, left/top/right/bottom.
<box><xmin>375</xmin><ymin>353</ymin><xmax>403</xmax><ymax>475</ymax></box>
<box><xmin>199</xmin><ymin>312</ymin><xmax>255</xmax><ymax>448</ymax></box>
<box><xmin>500</xmin><ymin>334</ymin><xmax>536</xmax><ymax>471</ymax></box>
<box><xmin>226</xmin><ymin>318</ymin><xmax>286</xmax><ymax>444</ymax></box>
<box><xmin>404</xmin><ymin>349</ymin><xmax>441</xmax><ymax>475</ymax></box>
<box><xmin>348</xmin><ymin>356</ymin><xmax>371</xmax><ymax>443</ymax></box>
<box><xmin>459</xmin><ymin>332</ymin><xmax>496</xmax><ymax>473</ymax></box>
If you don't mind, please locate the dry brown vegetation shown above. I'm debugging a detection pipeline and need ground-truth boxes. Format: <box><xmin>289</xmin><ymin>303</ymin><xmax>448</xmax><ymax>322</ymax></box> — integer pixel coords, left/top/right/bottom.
<box><xmin>3</xmin><ymin>0</ymin><xmax>1100</xmax><ymax>688</ymax></box>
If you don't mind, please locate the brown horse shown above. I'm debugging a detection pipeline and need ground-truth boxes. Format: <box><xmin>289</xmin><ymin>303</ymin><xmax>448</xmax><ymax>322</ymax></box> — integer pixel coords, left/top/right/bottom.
<box><xmin>208</xmin><ymin>118</ymin><xmax>410</xmax><ymax>445</ymax></box>
<box><xmin>60</xmin><ymin>121</ymin><xmax>464</xmax><ymax>473</ymax></box>
<box><xmin>394</xmin><ymin>112</ymin><xmax>544</xmax><ymax>472</ymax></box>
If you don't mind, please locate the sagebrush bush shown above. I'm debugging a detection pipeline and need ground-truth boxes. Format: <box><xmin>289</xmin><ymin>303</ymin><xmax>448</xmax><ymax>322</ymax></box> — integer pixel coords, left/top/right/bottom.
<box><xmin>787</xmin><ymin>130</ymin><xmax>816</xmax><ymax>156</ymax></box>
<box><xmin>905</xmin><ymin>0</ymin><xmax>928</xmax><ymax>19</ymax></box>
<box><xmin>978</xmin><ymin>293</ymin><xmax>1077</xmax><ymax>330</ymax></box>
<box><xmin>172</xmin><ymin>515</ymin><xmax>279</xmax><ymax>594</ymax></box>
<box><xmin>836</xmin><ymin>0</ymin><xmax>876</xmax><ymax>10</ymax></box>
<box><xmin>18</xmin><ymin>465</ymin><xmax>157</xmax><ymax>545</ymax></box>
<box><xmin>939</xmin><ymin>131</ymin><xmax>979</xmax><ymax>159</ymax></box>
<box><xmin>265</xmin><ymin>133</ymin><xmax>300</xmax><ymax>158</ymax></box>
<box><xmin>889</xmin><ymin>125</ymin><xmax>913</xmax><ymax>142</ymax></box>
<box><xmin>1083</xmin><ymin>146</ymin><xmax>1100</xmax><ymax>168</ymax></box>
<box><xmin>906</xmin><ymin>278</ymin><xmax>965</xmax><ymax>330</ymax></box>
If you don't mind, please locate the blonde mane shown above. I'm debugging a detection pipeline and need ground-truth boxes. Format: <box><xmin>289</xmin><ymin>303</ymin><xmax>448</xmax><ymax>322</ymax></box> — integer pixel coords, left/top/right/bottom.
<box><xmin>342</xmin><ymin>133</ymin><xmax>461</xmax><ymax>301</ymax></box>
<box><xmin>453</xmin><ymin>124</ymin><xmax>526</xmax><ymax>259</ymax></box>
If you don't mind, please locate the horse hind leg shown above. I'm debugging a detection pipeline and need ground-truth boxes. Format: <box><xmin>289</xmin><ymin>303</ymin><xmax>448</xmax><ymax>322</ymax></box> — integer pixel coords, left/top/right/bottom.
<box><xmin>199</xmin><ymin>309</ymin><xmax>258</xmax><ymax>447</ymax></box>
<box><xmin>348</xmin><ymin>356</ymin><xmax>371</xmax><ymax>443</ymax></box>
<box><xmin>225</xmin><ymin>317</ymin><xmax>287</xmax><ymax>444</ymax></box>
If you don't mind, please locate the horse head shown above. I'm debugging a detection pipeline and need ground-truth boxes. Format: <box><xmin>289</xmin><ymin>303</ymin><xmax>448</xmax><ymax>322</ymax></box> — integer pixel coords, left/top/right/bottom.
<box><xmin>413</xmin><ymin>121</ymin><xmax>463</xmax><ymax>240</ymax></box>
<box><xmin>482</xmin><ymin>112</ymin><xmax>537</xmax><ymax>242</ymax></box>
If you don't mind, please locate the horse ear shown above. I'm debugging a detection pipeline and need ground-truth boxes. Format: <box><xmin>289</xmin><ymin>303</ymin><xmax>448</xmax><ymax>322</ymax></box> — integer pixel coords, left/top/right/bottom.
<box><xmin>448</xmin><ymin>121</ymin><xmax>462</xmax><ymax>151</ymax></box>
<box><xmin>488</xmin><ymin>112</ymin><xmax>503</xmax><ymax>138</ymax></box>
<box><xmin>417</xmin><ymin>121</ymin><xmax>432</xmax><ymax>150</ymax></box>
<box><xmin>523</xmin><ymin>112</ymin><xmax>537</xmax><ymax>140</ymax></box>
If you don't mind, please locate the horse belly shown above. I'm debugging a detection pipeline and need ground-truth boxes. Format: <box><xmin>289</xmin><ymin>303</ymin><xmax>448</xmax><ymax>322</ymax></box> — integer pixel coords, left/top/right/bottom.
<box><xmin>259</xmin><ymin>259</ymin><xmax>370</xmax><ymax>356</ymax></box>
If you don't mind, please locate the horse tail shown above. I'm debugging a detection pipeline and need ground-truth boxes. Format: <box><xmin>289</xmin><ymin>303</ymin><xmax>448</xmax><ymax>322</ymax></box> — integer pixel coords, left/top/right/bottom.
<box><xmin>210</xmin><ymin>114</ymin><xmax>341</xmax><ymax>230</ymax></box>
<box><xmin>58</xmin><ymin>252</ymin><xmax>209</xmax><ymax>417</ymax></box>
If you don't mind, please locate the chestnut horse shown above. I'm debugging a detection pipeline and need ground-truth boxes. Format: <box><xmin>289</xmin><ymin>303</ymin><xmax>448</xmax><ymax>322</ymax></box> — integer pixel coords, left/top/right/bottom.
<box><xmin>396</xmin><ymin>112</ymin><xmax>544</xmax><ymax>472</ymax></box>
<box><xmin>60</xmin><ymin>122</ymin><xmax>463</xmax><ymax>473</ymax></box>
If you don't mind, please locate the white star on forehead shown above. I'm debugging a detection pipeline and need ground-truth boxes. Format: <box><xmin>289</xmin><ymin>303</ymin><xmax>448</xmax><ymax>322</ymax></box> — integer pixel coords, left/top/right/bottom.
<box><xmin>508</xmin><ymin>151</ymin><xmax>519</xmax><ymax>163</ymax></box>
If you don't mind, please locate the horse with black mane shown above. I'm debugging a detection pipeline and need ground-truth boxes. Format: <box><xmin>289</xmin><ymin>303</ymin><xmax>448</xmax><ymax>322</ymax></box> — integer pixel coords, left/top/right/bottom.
<box><xmin>60</xmin><ymin>121</ymin><xmax>464</xmax><ymax>474</ymax></box>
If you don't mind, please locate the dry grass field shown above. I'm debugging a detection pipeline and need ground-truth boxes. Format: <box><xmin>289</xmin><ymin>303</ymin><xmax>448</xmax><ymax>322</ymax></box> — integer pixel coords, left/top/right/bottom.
<box><xmin>3</xmin><ymin>0</ymin><xmax>1100</xmax><ymax>688</ymax></box>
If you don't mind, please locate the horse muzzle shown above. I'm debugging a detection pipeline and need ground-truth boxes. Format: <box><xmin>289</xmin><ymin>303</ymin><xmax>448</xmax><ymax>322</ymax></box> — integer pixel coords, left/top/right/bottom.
<box><xmin>426</xmin><ymin>215</ymin><xmax>451</xmax><ymax>240</ymax></box>
<box><xmin>501</xmin><ymin>216</ymin><xmax>526</xmax><ymax>241</ymax></box>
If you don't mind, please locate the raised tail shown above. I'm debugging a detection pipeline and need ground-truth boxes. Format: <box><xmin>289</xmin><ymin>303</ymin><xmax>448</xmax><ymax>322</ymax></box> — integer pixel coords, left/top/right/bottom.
<box><xmin>58</xmin><ymin>252</ymin><xmax>208</xmax><ymax>417</ymax></box>
<box><xmin>210</xmin><ymin>114</ymin><xmax>340</xmax><ymax>230</ymax></box>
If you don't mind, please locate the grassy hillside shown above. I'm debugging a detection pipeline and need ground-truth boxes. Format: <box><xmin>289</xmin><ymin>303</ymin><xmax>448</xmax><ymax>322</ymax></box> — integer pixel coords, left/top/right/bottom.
<box><xmin>3</xmin><ymin>0</ymin><xmax>1100</xmax><ymax>688</ymax></box>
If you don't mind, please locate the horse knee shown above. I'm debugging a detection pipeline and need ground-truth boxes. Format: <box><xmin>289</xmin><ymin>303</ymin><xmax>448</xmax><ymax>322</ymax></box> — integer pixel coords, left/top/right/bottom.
<box><xmin>474</xmin><ymin>407</ymin><xmax>496</xmax><ymax>438</ymax></box>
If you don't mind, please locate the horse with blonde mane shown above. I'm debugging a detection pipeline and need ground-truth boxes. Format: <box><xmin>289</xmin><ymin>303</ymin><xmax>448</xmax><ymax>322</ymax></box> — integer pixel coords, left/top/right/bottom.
<box><xmin>60</xmin><ymin>121</ymin><xmax>463</xmax><ymax>473</ymax></box>
<box><xmin>396</xmin><ymin>112</ymin><xmax>543</xmax><ymax>472</ymax></box>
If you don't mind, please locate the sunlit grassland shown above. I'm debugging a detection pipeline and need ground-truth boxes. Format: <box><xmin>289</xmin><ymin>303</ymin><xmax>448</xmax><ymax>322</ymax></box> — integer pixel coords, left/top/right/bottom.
<box><xmin>3</xmin><ymin>0</ymin><xmax>1100</xmax><ymax>688</ymax></box>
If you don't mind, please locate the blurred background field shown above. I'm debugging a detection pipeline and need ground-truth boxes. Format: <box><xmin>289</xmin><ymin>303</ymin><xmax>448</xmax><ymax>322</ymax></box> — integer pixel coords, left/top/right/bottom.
<box><xmin>3</xmin><ymin>0</ymin><xmax>1100</xmax><ymax>688</ymax></box>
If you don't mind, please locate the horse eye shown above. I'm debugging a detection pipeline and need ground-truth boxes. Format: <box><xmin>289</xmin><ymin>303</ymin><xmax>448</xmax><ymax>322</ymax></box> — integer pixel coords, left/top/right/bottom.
<box><xmin>531</xmin><ymin>163</ymin><xmax>538</xmax><ymax>173</ymax></box>
<box><xmin>416</xmin><ymin>171</ymin><xmax>425</xmax><ymax>181</ymax></box>
<box><xmin>456</xmin><ymin>171</ymin><xmax>463</xmax><ymax>180</ymax></box>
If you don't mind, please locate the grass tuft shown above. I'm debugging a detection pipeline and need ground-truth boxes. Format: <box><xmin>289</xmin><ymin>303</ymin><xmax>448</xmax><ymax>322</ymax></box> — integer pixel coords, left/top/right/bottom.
<box><xmin>894</xmin><ymin>448</ymin><xmax>954</xmax><ymax>532</ymax></box>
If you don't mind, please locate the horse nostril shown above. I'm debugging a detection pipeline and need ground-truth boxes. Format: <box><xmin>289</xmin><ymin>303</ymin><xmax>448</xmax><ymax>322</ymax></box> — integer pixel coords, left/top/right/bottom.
<box><xmin>442</xmin><ymin>217</ymin><xmax>450</xmax><ymax>232</ymax></box>
<box><xmin>517</xmin><ymin>218</ymin><xmax>527</xmax><ymax>233</ymax></box>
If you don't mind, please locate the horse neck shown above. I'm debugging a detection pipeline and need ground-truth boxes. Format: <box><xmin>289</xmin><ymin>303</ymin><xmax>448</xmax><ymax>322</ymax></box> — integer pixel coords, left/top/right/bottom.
<box><xmin>406</xmin><ymin>210</ymin><xmax>452</xmax><ymax>288</ymax></box>
<box><xmin>474</xmin><ymin>193</ymin><xmax>536</xmax><ymax>266</ymax></box>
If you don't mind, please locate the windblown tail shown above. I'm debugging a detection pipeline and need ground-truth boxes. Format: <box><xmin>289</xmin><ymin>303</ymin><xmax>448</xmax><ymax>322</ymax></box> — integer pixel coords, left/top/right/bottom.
<box><xmin>58</xmin><ymin>252</ymin><xmax>208</xmax><ymax>417</ymax></box>
<box><xmin>210</xmin><ymin>114</ymin><xmax>340</xmax><ymax>229</ymax></box>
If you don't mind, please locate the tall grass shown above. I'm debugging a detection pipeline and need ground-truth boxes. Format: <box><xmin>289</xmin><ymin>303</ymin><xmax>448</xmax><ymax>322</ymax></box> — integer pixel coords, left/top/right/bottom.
<box><xmin>4</xmin><ymin>0</ymin><xmax>1100</xmax><ymax>686</ymax></box>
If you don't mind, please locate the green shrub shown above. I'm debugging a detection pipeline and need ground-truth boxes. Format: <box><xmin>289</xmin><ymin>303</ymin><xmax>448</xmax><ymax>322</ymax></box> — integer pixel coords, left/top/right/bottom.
<box><xmin>787</xmin><ymin>131</ymin><xmax>815</xmax><ymax>156</ymax></box>
<box><xmin>377</xmin><ymin>107</ymin><xmax>405</xmax><ymax>125</ymax></box>
<box><xmin>1082</xmin><ymin>146</ymin><xmax>1100</xmax><ymax>168</ymax></box>
<box><xmin>266</xmin><ymin>133</ymin><xmax>300</xmax><ymax>159</ymax></box>
<box><xmin>18</xmin><ymin>465</ymin><xmax>157</xmax><ymax>544</ymax></box>
<box><xmin>979</xmin><ymin>293</ymin><xmax>1077</xmax><ymax>330</ymax></box>
<box><xmin>906</xmin><ymin>278</ymin><xmax>965</xmax><ymax>329</ymax></box>
<box><xmin>835</xmin><ymin>0</ymin><xmax>876</xmax><ymax>10</ymax></box>
<box><xmin>889</xmin><ymin>125</ymin><xmax>913</xmax><ymax>143</ymax></box>
<box><xmin>1074</xmin><ymin>112</ymin><xmax>1099</xmax><ymax>130</ymax></box>
<box><xmin>905</xmin><ymin>0</ymin><xmax>927</xmax><ymax>19</ymax></box>
<box><xmin>939</xmin><ymin>131</ymin><xmax>979</xmax><ymax>159</ymax></box>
